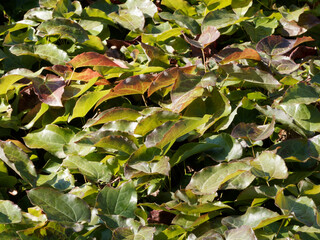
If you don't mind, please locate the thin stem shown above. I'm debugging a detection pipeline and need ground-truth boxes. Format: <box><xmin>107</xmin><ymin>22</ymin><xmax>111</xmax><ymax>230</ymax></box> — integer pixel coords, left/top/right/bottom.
<box><xmin>201</xmin><ymin>48</ymin><xmax>207</xmax><ymax>72</ymax></box>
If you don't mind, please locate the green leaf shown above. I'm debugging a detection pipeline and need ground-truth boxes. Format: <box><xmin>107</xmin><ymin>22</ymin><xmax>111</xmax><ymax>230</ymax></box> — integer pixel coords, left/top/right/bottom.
<box><xmin>186</xmin><ymin>161</ymin><xmax>251</xmax><ymax>195</ymax></box>
<box><xmin>123</xmin><ymin>0</ymin><xmax>157</xmax><ymax>18</ymax></box>
<box><xmin>141</xmin><ymin>42</ymin><xmax>170</xmax><ymax>68</ymax></box>
<box><xmin>250</xmin><ymin>151</ymin><xmax>288</xmax><ymax>180</ymax></box>
<box><xmin>68</xmin><ymin>90</ymin><xmax>110</xmax><ymax>121</ymax></box>
<box><xmin>145</xmin><ymin>115</ymin><xmax>210</xmax><ymax>148</ymax></box>
<box><xmin>23</xmin><ymin>124</ymin><xmax>75</xmax><ymax>158</ymax></box>
<box><xmin>24</xmin><ymin>7</ymin><xmax>53</xmax><ymax>21</ymax></box>
<box><xmin>84</xmin><ymin>107</ymin><xmax>141</xmax><ymax>128</ymax></box>
<box><xmin>281</xmin><ymin>82</ymin><xmax>319</xmax><ymax>105</ymax></box>
<box><xmin>63</xmin><ymin>155</ymin><xmax>112</xmax><ymax>183</ymax></box>
<box><xmin>172</xmin><ymin>201</ymin><xmax>232</xmax><ymax>214</ymax></box>
<box><xmin>275</xmin><ymin>188</ymin><xmax>318</xmax><ymax>227</ymax></box>
<box><xmin>202</xmin><ymin>9</ymin><xmax>247</xmax><ymax>30</ymax></box>
<box><xmin>95</xmin><ymin>135</ymin><xmax>138</xmax><ymax>155</ymax></box>
<box><xmin>0</xmin><ymin>200</ymin><xmax>22</xmax><ymax>224</ymax></box>
<box><xmin>10</xmin><ymin>43</ymin><xmax>70</xmax><ymax>65</ymax></box>
<box><xmin>37</xmin><ymin>18</ymin><xmax>89</xmax><ymax>43</ymax></box>
<box><xmin>222</xmin><ymin>207</ymin><xmax>280</xmax><ymax>229</ymax></box>
<box><xmin>161</xmin><ymin>0</ymin><xmax>197</xmax><ymax>16</ymax></box>
<box><xmin>0</xmin><ymin>141</ymin><xmax>37</xmax><ymax>186</ymax></box>
<box><xmin>135</xmin><ymin>110</ymin><xmax>180</xmax><ymax>136</ymax></box>
<box><xmin>221</xmin><ymin>64</ymin><xmax>281</xmax><ymax>92</ymax></box>
<box><xmin>39</xmin><ymin>0</ymin><xmax>57</xmax><ymax>8</ymax></box>
<box><xmin>36</xmin><ymin>168</ymin><xmax>75</xmax><ymax>191</ymax></box>
<box><xmin>96</xmin><ymin>181</ymin><xmax>137</xmax><ymax>218</ymax></box>
<box><xmin>109</xmin><ymin>8</ymin><xmax>145</xmax><ymax>32</ymax></box>
<box><xmin>28</xmin><ymin>187</ymin><xmax>91</xmax><ymax>223</ymax></box>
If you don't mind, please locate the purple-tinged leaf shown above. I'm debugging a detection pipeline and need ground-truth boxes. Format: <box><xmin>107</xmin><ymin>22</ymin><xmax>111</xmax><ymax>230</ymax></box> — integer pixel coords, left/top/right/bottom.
<box><xmin>32</xmin><ymin>74</ymin><xmax>65</xmax><ymax>107</ymax></box>
<box><xmin>68</xmin><ymin>52</ymin><xmax>121</xmax><ymax>69</ymax></box>
<box><xmin>256</xmin><ymin>35</ymin><xmax>314</xmax><ymax>55</ymax></box>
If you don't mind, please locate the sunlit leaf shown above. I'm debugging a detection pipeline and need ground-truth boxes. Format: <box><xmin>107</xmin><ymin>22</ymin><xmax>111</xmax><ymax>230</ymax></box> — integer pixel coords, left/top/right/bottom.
<box><xmin>225</xmin><ymin>226</ymin><xmax>257</xmax><ymax>240</ymax></box>
<box><xmin>220</xmin><ymin>48</ymin><xmax>261</xmax><ymax>64</ymax></box>
<box><xmin>0</xmin><ymin>200</ymin><xmax>22</xmax><ymax>224</ymax></box>
<box><xmin>109</xmin><ymin>8</ymin><xmax>145</xmax><ymax>32</ymax></box>
<box><xmin>161</xmin><ymin>0</ymin><xmax>196</xmax><ymax>16</ymax></box>
<box><xmin>281</xmin><ymin>82</ymin><xmax>319</xmax><ymax>105</ymax></box>
<box><xmin>186</xmin><ymin>161</ymin><xmax>251</xmax><ymax>195</ymax></box>
<box><xmin>68</xmin><ymin>52</ymin><xmax>120</xmax><ymax>69</ymax></box>
<box><xmin>96</xmin><ymin>181</ymin><xmax>137</xmax><ymax>218</ymax></box>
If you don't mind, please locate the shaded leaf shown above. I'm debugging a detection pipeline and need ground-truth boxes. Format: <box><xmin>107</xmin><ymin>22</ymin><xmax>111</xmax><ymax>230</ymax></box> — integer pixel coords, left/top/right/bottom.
<box><xmin>95</xmin><ymin>135</ymin><xmax>138</xmax><ymax>155</ymax></box>
<box><xmin>0</xmin><ymin>141</ymin><xmax>37</xmax><ymax>186</ymax></box>
<box><xmin>225</xmin><ymin>226</ymin><xmax>257</xmax><ymax>240</ymax></box>
<box><xmin>63</xmin><ymin>155</ymin><xmax>112</xmax><ymax>183</ymax></box>
<box><xmin>37</xmin><ymin>18</ymin><xmax>89</xmax><ymax>43</ymax></box>
<box><xmin>141</xmin><ymin>42</ymin><xmax>170</xmax><ymax>68</ymax></box>
<box><xmin>256</xmin><ymin>35</ymin><xmax>314</xmax><ymax>56</ymax></box>
<box><xmin>28</xmin><ymin>187</ymin><xmax>91</xmax><ymax>223</ymax></box>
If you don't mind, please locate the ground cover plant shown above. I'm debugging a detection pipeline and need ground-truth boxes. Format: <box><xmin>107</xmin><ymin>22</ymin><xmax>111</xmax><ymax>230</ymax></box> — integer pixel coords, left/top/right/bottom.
<box><xmin>0</xmin><ymin>0</ymin><xmax>320</xmax><ymax>239</ymax></box>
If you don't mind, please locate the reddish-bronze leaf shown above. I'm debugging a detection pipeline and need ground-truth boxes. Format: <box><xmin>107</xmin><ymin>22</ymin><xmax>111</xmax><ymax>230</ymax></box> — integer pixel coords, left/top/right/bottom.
<box><xmin>66</xmin><ymin>68</ymin><xmax>103</xmax><ymax>82</ymax></box>
<box><xmin>220</xmin><ymin>48</ymin><xmax>261</xmax><ymax>64</ymax></box>
<box><xmin>68</xmin><ymin>52</ymin><xmax>121</xmax><ymax>69</ymax></box>
<box><xmin>96</xmin><ymin>74</ymin><xmax>155</xmax><ymax>107</ymax></box>
<box><xmin>148</xmin><ymin>66</ymin><xmax>196</xmax><ymax>97</ymax></box>
<box><xmin>32</xmin><ymin>74</ymin><xmax>65</xmax><ymax>107</ymax></box>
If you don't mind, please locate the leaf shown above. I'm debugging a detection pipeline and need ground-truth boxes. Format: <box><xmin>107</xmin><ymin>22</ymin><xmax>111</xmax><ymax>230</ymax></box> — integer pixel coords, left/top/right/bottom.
<box><xmin>184</xmin><ymin>26</ymin><xmax>220</xmax><ymax>49</ymax></box>
<box><xmin>256</xmin><ymin>35</ymin><xmax>314</xmax><ymax>55</ymax></box>
<box><xmin>0</xmin><ymin>201</ymin><xmax>22</xmax><ymax>224</ymax></box>
<box><xmin>32</xmin><ymin>74</ymin><xmax>65</xmax><ymax>107</ymax></box>
<box><xmin>172</xmin><ymin>201</ymin><xmax>232</xmax><ymax>214</ymax></box>
<box><xmin>202</xmin><ymin>9</ymin><xmax>246</xmax><ymax>30</ymax></box>
<box><xmin>141</xmin><ymin>42</ymin><xmax>170</xmax><ymax>68</ymax></box>
<box><xmin>231</xmin><ymin>118</ymin><xmax>275</xmax><ymax>141</ymax></box>
<box><xmin>95</xmin><ymin>135</ymin><xmax>138</xmax><ymax>155</ymax></box>
<box><xmin>123</xmin><ymin>0</ymin><xmax>157</xmax><ymax>18</ymax></box>
<box><xmin>0</xmin><ymin>75</ymin><xmax>25</xmax><ymax>95</ymax></box>
<box><xmin>220</xmin><ymin>48</ymin><xmax>261</xmax><ymax>64</ymax></box>
<box><xmin>68</xmin><ymin>52</ymin><xmax>120</xmax><ymax>69</ymax></box>
<box><xmin>145</xmin><ymin>116</ymin><xmax>210</xmax><ymax>148</ymax></box>
<box><xmin>63</xmin><ymin>155</ymin><xmax>112</xmax><ymax>183</ymax></box>
<box><xmin>0</xmin><ymin>141</ymin><xmax>37</xmax><ymax>186</ymax></box>
<box><xmin>281</xmin><ymin>82</ymin><xmax>319</xmax><ymax>105</ymax></box>
<box><xmin>147</xmin><ymin>66</ymin><xmax>196</xmax><ymax>96</ymax></box>
<box><xmin>23</xmin><ymin>124</ymin><xmax>74</xmax><ymax>158</ymax></box>
<box><xmin>96</xmin><ymin>74</ymin><xmax>155</xmax><ymax>107</ymax></box>
<box><xmin>37</xmin><ymin>18</ymin><xmax>89</xmax><ymax>43</ymax></box>
<box><xmin>96</xmin><ymin>181</ymin><xmax>137</xmax><ymax>218</ymax></box>
<box><xmin>27</xmin><ymin>187</ymin><xmax>91</xmax><ymax>223</ymax></box>
<box><xmin>280</xmin><ymin>103</ymin><xmax>320</xmax><ymax>132</ymax></box>
<box><xmin>159</xmin><ymin>11</ymin><xmax>200</xmax><ymax>35</ymax></box>
<box><xmin>161</xmin><ymin>0</ymin><xmax>196</xmax><ymax>16</ymax></box>
<box><xmin>109</xmin><ymin>8</ymin><xmax>145</xmax><ymax>32</ymax></box>
<box><xmin>225</xmin><ymin>226</ymin><xmax>257</xmax><ymax>240</ymax></box>
<box><xmin>221</xmin><ymin>64</ymin><xmax>281</xmax><ymax>92</ymax></box>
<box><xmin>24</xmin><ymin>7</ymin><xmax>53</xmax><ymax>21</ymax></box>
<box><xmin>36</xmin><ymin>168</ymin><xmax>75</xmax><ymax>191</ymax></box>
<box><xmin>271</xmin><ymin>56</ymin><xmax>300</xmax><ymax>74</ymax></box>
<box><xmin>250</xmin><ymin>151</ymin><xmax>288</xmax><ymax>180</ymax></box>
<box><xmin>186</xmin><ymin>162</ymin><xmax>251</xmax><ymax>195</ymax></box>
<box><xmin>231</xmin><ymin>0</ymin><xmax>252</xmax><ymax>17</ymax></box>
<box><xmin>68</xmin><ymin>90</ymin><xmax>110</xmax><ymax>121</ymax></box>
<box><xmin>134</xmin><ymin>110</ymin><xmax>180</xmax><ymax>136</ymax></box>
<box><xmin>10</xmin><ymin>43</ymin><xmax>70</xmax><ymax>65</ymax></box>
<box><xmin>222</xmin><ymin>207</ymin><xmax>280</xmax><ymax>229</ymax></box>
<box><xmin>275</xmin><ymin>188</ymin><xmax>318</xmax><ymax>227</ymax></box>
<box><xmin>84</xmin><ymin>107</ymin><xmax>141</xmax><ymax>128</ymax></box>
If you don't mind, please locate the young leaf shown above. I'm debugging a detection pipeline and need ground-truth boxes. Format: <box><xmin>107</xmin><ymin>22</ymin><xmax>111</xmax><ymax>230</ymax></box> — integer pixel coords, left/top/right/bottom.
<box><xmin>28</xmin><ymin>187</ymin><xmax>91</xmax><ymax>223</ymax></box>
<box><xmin>68</xmin><ymin>52</ymin><xmax>120</xmax><ymax>69</ymax></box>
<box><xmin>220</xmin><ymin>48</ymin><xmax>261</xmax><ymax>64</ymax></box>
<box><xmin>32</xmin><ymin>74</ymin><xmax>65</xmax><ymax>107</ymax></box>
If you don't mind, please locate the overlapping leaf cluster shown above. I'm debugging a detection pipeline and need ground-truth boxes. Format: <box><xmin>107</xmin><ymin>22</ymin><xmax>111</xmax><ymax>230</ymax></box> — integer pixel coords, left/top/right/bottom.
<box><xmin>0</xmin><ymin>0</ymin><xmax>320</xmax><ymax>239</ymax></box>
